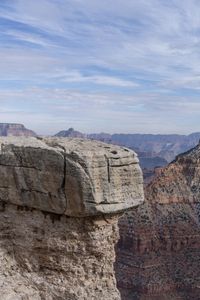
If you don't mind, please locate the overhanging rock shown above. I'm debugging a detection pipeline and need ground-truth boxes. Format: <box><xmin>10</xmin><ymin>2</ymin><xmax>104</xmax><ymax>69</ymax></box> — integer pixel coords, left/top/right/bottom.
<box><xmin>0</xmin><ymin>137</ymin><xmax>144</xmax><ymax>216</ymax></box>
<box><xmin>0</xmin><ymin>137</ymin><xmax>144</xmax><ymax>300</ymax></box>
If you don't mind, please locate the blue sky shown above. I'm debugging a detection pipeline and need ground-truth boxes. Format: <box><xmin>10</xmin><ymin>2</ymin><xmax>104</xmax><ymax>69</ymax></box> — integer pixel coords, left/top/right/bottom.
<box><xmin>0</xmin><ymin>0</ymin><xmax>200</xmax><ymax>134</ymax></box>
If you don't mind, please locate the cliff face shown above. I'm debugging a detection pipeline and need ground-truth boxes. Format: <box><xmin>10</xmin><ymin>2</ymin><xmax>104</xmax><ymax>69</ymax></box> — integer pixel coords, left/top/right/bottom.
<box><xmin>0</xmin><ymin>137</ymin><xmax>143</xmax><ymax>300</ymax></box>
<box><xmin>0</xmin><ymin>123</ymin><xmax>36</xmax><ymax>137</ymax></box>
<box><xmin>116</xmin><ymin>143</ymin><xmax>200</xmax><ymax>300</ymax></box>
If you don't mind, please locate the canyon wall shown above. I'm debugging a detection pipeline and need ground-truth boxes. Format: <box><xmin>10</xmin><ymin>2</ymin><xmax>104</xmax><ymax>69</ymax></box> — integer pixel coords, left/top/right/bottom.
<box><xmin>116</xmin><ymin>142</ymin><xmax>200</xmax><ymax>299</ymax></box>
<box><xmin>56</xmin><ymin>128</ymin><xmax>200</xmax><ymax>164</ymax></box>
<box><xmin>0</xmin><ymin>137</ymin><xmax>144</xmax><ymax>300</ymax></box>
<box><xmin>0</xmin><ymin>123</ymin><xmax>36</xmax><ymax>137</ymax></box>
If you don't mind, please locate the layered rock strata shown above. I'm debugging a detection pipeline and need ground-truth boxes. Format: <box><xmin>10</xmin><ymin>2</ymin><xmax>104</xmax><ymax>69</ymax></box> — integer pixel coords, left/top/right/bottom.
<box><xmin>0</xmin><ymin>137</ymin><xmax>144</xmax><ymax>300</ymax></box>
<box><xmin>116</xmin><ymin>142</ymin><xmax>200</xmax><ymax>300</ymax></box>
<box><xmin>0</xmin><ymin>123</ymin><xmax>36</xmax><ymax>137</ymax></box>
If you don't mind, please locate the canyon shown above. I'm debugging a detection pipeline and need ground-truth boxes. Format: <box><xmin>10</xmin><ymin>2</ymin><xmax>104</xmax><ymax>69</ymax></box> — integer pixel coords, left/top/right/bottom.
<box><xmin>55</xmin><ymin>128</ymin><xmax>200</xmax><ymax>163</ymax></box>
<box><xmin>116</xmin><ymin>141</ymin><xmax>200</xmax><ymax>299</ymax></box>
<box><xmin>1</xmin><ymin>124</ymin><xmax>200</xmax><ymax>174</ymax></box>
<box><xmin>55</xmin><ymin>128</ymin><xmax>200</xmax><ymax>183</ymax></box>
<box><xmin>0</xmin><ymin>136</ymin><xmax>143</xmax><ymax>300</ymax></box>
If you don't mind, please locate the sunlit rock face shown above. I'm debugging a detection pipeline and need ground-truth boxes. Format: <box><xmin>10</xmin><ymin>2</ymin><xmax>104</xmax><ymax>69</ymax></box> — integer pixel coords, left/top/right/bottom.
<box><xmin>0</xmin><ymin>137</ymin><xmax>144</xmax><ymax>300</ymax></box>
<box><xmin>116</xmin><ymin>143</ymin><xmax>200</xmax><ymax>300</ymax></box>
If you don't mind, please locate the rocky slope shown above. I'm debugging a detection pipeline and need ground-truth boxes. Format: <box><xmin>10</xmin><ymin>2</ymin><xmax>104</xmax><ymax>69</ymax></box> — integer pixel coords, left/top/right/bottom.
<box><xmin>116</xmin><ymin>142</ymin><xmax>200</xmax><ymax>300</ymax></box>
<box><xmin>0</xmin><ymin>123</ymin><xmax>36</xmax><ymax>136</ymax></box>
<box><xmin>0</xmin><ymin>137</ymin><xmax>143</xmax><ymax>299</ymax></box>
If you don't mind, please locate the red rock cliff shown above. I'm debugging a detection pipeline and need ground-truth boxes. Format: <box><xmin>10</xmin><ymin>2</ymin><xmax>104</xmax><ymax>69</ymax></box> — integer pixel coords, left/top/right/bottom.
<box><xmin>116</xmin><ymin>143</ymin><xmax>200</xmax><ymax>300</ymax></box>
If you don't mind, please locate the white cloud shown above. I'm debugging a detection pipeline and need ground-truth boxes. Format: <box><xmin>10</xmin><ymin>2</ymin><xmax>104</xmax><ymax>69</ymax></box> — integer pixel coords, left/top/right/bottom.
<box><xmin>58</xmin><ymin>71</ymin><xmax>139</xmax><ymax>87</ymax></box>
<box><xmin>4</xmin><ymin>30</ymin><xmax>53</xmax><ymax>47</ymax></box>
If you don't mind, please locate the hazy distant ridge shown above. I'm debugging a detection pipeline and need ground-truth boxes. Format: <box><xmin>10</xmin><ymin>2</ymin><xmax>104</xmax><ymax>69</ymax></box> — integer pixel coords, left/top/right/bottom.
<box><xmin>0</xmin><ymin>123</ymin><xmax>36</xmax><ymax>137</ymax></box>
<box><xmin>55</xmin><ymin>128</ymin><xmax>200</xmax><ymax>163</ymax></box>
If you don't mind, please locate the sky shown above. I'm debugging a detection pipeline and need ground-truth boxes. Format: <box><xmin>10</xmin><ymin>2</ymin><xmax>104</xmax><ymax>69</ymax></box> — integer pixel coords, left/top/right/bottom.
<box><xmin>0</xmin><ymin>0</ymin><xmax>200</xmax><ymax>135</ymax></box>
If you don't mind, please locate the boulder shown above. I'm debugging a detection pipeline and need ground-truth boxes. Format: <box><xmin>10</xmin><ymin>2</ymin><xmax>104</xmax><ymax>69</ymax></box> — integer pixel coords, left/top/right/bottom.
<box><xmin>0</xmin><ymin>137</ymin><xmax>143</xmax><ymax>216</ymax></box>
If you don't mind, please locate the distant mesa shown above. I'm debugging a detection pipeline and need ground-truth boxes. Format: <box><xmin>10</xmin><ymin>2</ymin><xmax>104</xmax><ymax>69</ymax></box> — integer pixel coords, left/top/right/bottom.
<box><xmin>0</xmin><ymin>123</ymin><xmax>36</xmax><ymax>137</ymax></box>
<box><xmin>55</xmin><ymin>127</ymin><xmax>86</xmax><ymax>138</ymax></box>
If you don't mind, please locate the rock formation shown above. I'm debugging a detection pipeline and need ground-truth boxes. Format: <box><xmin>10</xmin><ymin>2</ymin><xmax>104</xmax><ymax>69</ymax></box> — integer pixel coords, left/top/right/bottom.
<box><xmin>0</xmin><ymin>137</ymin><xmax>143</xmax><ymax>299</ymax></box>
<box><xmin>55</xmin><ymin>128</ymin><xmax>86</xmax><ymax>139</ymax></box>
<box><xmin>56</xmin><ymin>128</ymin><xmax>200</xmax><ymax>163</ymax></box>
<box><xmin>55</xmin><ymin>128</ymin><xmax>200</xmax><ymax>184</ymax></box>
<box><xmin>116</xmin><ymin>142</ymin><xmax>200</xmax><ymax>299</ymax></box>
<box><xmin>0</xmin><ymin>123</ymin><xmax>36</xmax><ymax>137</ymax></box>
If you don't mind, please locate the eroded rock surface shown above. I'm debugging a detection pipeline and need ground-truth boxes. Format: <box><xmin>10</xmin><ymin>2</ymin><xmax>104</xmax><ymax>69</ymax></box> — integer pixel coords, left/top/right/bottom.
<box><xmin>0</xmin><ymin>137</ymin><xmax>144</xmax><ymax>300</ymax></box>
<box><xmin>116</xmin><ymin>142</ymin><xmax>200</xmax><ymax>299</ymax></box>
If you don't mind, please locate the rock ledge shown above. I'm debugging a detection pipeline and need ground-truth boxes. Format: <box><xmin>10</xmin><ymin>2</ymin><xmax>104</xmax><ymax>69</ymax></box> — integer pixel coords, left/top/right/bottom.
<box><xmin>0</xmin><ymin>137</ymin><xmax>143</xmax><ymax>217</ymax></box>
<box><xmin>0</xmin><ymin>137</ymin><xmax>144</xmax><ymax>300</ymax></box>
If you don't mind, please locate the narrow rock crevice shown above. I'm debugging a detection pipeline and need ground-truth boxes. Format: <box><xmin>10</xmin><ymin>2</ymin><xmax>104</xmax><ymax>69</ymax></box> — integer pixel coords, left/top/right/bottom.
<box><xmin>105</xmin><ymin>155</ymin><xmax>111</xmax><ymax>183</ymax></box>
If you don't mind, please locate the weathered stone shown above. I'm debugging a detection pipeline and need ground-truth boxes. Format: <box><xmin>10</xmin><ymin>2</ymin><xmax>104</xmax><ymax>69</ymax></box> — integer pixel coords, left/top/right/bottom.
<box><xmin>0</xmin><ymin>137</ymin><xmax>144</xmax><ymax>300</ymax></box>
<box><xmin>0</xmin><ymin>205</ymin><xmax>121</xmax><ymax>300</ymax></box>
<box><xmin>0</xmin><ymin>137</ymin><xmax>143</xmax><ymax>217</ymax></box>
